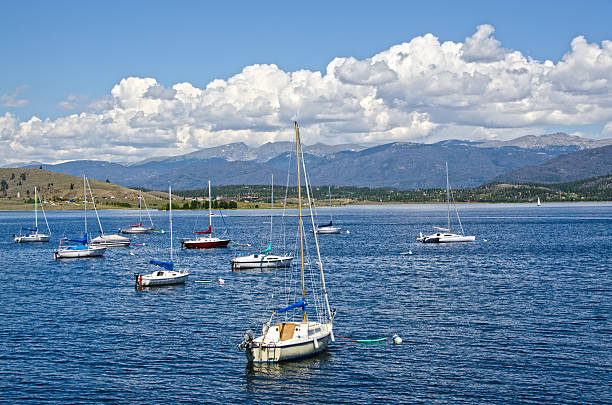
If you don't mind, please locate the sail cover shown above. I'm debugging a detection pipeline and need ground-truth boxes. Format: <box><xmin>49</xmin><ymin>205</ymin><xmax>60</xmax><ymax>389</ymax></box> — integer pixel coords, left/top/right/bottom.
<box><xmin>22</xmin><ymin>227</ymin><xmax>38</xmax><ymax>232</ymax></box>
<box><xmin>194</xmin><ymin>225</ymin><xmax>212</xmax><ymax>235</ymax></box>
<box><xmin>150</xmin><ymin>259</ymin><xmax>174</xmax><ymax>270</ymax></box>
<box><xmin>261</xmin><ymin>242</ymin><xmax>272</xmax><ymax>254</ymax></box>
<box><xmin>318</xmin><ymin>221</ymin><xmax>333</xmax><ymax>228</ymax></box>
<box><xmin>68</xmin><ymin>234</ymin><xmax>88</xmax><ymax>244</ymax></box>
<box><xmin>276</xmin><ymin>299</ymin><xmax>307</xmax><ymax>314</ymax></box>
<box><xmin>130</xmin><ymin>222</ymin><xmax>143</xmax><ymax>227</ymax></box>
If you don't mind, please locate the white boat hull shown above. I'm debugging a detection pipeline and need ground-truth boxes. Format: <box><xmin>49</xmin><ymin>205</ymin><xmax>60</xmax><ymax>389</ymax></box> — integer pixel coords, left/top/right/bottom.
<box><xmin>231</xmin><ymin>254</ymin><xmax>293</xmax><ymax>269</ymax></box>
<box><xmin>120</xmin><ymin>227</ymin><xmax>153</xmax><ymax>234</ymax></box>
<box><xmin>418</xmin><ymin>232</ymin><xmax>475</xmax><ymax>243</ymax></box>
<box><xmin>14</xmin><ymin>234</ymin><xmax>50</xmax><ymax>243</ymax></box>
<box><xmin>313</xmin><ymin>226</ymin><xmax>341</xmax><ymax>234</ymax></box>
<box><xmin>135</xmin><ymin>270</ymin><xmax>189</xmax><ymax>287</ymax></box>
<box><xmin>54</xmin><ymin>246</ymin><xmax>106</xmax><ymax>259</ymax></box>
<box><xmin>245</xmin><ymin>321</ymin><xmax>332</xmax><ymax>363</ymax></box>
<box><xmin>90</xmin><ymin>234</ymin><xmax>131</xmax><ymax>247</ymax></box>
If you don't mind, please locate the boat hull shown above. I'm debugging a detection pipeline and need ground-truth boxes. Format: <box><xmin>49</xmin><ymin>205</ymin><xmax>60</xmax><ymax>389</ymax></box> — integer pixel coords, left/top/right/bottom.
<box><xmin>120</xmin><ymin>227</ymin><xmax>153</xmax><ymax>234</ymax></box>
<box><xmin>182</xmin><ymin>238</ymin><xmax>230</xmax><ymax>249</ymax></box>
<box><xmin>313</xmin><ymin>226</ymin><xmax>341</xmax><ymax>234</ymax></box>
<box><xmin>54</xmin><ymin>246</ymin><xmax>106</xmax><ymax>259</ymax></box>
<box><xmin>418</xmin><ymin>234</ymin><xmax>476</xmax><ymax>243</ymax></box>
<box><xmin>14</xmin><ymin>234</ymin><xmax>50</xmax><ymax>243</ymax></box>
<box><xmin>136</xmin><ymin>271</ymin><xmax>189</xmax><ymax>287</ymax></box>
<box><xmin>246</xmin><ymin>328</ymin><xmax>331</xmax><ymax>363</ymax></box>
<box><xmin>231</xmin><ymin>254</ymin><xmax>293</xmax><ymax>269</ymax></box>
<box><xmin>90</xmin><ymin>235</ymin><xmax>131</xmax><ymax>247</ymax></box>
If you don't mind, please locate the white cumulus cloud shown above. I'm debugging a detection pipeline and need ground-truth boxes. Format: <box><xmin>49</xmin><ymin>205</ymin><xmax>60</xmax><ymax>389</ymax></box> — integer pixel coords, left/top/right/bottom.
<box><xmin>1</xmin><ymin>25</ymin><xmax>612</xmax><ymax>166</ymax></box>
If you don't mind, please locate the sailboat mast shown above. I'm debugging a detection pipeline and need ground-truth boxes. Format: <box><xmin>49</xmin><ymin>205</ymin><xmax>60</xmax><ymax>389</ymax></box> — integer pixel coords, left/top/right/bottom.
<box><xmin>270</xmin><ymin>174</ymin><xmax>274</xmax><ymax>245</ymax></box>
<box><xmin>139</xmin><ymin>190</ymin><xmax>142</xmax><ymax>225</ymax></box>
<box><xmin>208</xmin><ymin>180</ymin><xmax>212</xmax><ymax>235</ymax></box>
<box><xmin>34</xmin><ymin>186</ymin><xmax>38</xmax><ymax>231</ymax></box>
<box><xmin>446</xmin><ymin>162</ymin><xmax>450</xmax><ymax>231</ymax></box>
<box><xmin>83</xmin><ymin>175</ymin><xmax>87</xmax><ymax>238</ymax></box>
<box><xmin>169</xmin><ymin>186</ymin><xmax>173</xmax><ymax>262</ymax></box>
<box><xmin>295</xmin><ymin>122</ymin><xmax>306</xmax><ymax>320</ymax></box>
<box><xmin>329</xmin><ymin>185</ymin><xmax>333</xmax><ymax>223</ymax></box>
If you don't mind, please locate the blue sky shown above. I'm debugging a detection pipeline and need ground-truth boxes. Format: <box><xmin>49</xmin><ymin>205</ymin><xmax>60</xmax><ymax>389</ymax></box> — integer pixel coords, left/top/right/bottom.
<box><xmin>1</xmin><ymin>0</ymin><xmax>611</xmax><ymax>164</ymax></box>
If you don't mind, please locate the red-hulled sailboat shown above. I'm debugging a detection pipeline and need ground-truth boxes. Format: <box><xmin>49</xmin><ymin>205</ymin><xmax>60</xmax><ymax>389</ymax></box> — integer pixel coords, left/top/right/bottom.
<box><xmin>181</xmin><ymin>180</ymin><xmax>231</xmax><ymax>249</ymax></box>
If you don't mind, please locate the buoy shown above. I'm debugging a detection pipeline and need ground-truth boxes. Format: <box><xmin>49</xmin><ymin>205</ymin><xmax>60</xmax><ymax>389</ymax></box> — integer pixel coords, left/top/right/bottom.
<box><xmin>217</xmin><ymin>278</ymin><xmax>225</xmax><ymax>284</ymax></box>
<box><xmin>392</xmin><ymin>334</ymin><xmax>402</xmax><ymax>345</ymax></box>
<box><xmin>408</xmin><ymin>250</ymin><xmax>413</xmax><ymax>255</ymax></box>
<box><xmin>346</xmin><ymin>230</ymin><xmax>350</xmax><ymax>234</ymax></box>
<box><xmin>483</xmin><ymin>239</ymin><xmax>488</xmax><ymax>242</ymax></box>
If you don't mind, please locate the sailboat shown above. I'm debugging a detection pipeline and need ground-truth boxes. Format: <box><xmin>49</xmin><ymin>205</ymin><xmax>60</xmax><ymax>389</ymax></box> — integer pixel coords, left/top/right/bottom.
<box><xmin>14</xmin><ymin>186</ymin><xmax>51</xmax><ymax>243</ymax></box>
<box><xmin>54</xmin><ymin>176</ymin><xmax>106</xmax><ymax>259</ymax></box>
<box><xmin>86</xmin><ymin>178</ymin><xmax>131</xmax><ymax>247</ymax></box>
<box><xmin>417</xmin><ymin>162</ymin><xmax>475</xmax><ymax>243</ymax></box>
<box><xmin>134</xmin><ymin>186</ymin><xmax>189</xmax><ymax>287</ymax></box>
<box><xmin>181</xmin><ymin>180</ymin><xmax>231</xmax><ymax>249</ymax></box>
<box><xmin>231</xmin><ymin>174</ymin><xmax>293</xmax><ymax>269</ymax></box>
<box><xmin>119</xmin><ymin>190</ymin><xmax>155</xmax><ymax>234</ymax></box>
<box><xmin>237</xmin><ymin>122</ymin><xmax>335</xmax><ymax>363</ymax></box>
<box><xmin>312</xmin><ymin>185</ymin><xmax>341</xmax><ymax>234</ymax></box>
<box><xmin>537</xmin><ymin>196</ymin><xmax>541</xmax><ymax>207</ymax></box>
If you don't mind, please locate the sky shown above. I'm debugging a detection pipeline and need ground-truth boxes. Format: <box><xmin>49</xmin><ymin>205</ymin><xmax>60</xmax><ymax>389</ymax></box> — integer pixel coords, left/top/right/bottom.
<box><xmin>1</xmin><ymin>0</ymin><xmax>611</xmax><ymax>165</ymax></box>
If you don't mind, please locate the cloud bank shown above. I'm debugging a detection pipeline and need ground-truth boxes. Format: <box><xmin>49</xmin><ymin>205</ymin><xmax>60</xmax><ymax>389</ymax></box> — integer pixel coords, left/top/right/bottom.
<box><xmin>1</xmin><ymin>24</ymin><xmax>611</xmax><ymax>165</ymax></box>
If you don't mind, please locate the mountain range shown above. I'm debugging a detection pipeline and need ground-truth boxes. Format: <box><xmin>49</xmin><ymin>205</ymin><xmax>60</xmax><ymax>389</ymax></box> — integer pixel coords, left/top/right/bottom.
<box><xmin>20</xmin><ymin>133</ymin><xmax>612</xmax><ymax>190</ymax></box>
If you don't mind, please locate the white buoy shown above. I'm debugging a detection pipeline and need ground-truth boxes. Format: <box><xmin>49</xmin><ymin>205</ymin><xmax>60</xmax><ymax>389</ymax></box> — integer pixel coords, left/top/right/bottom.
<box><xmin>392</xmin><ymin>334</ymin><xmax>402</xmax><ymax>345</ymax></box>
<box><xmin>408</xmin><ymin>250</ymin><xmax>413</xmax><ymax>255</ymax></box>
<box><xmin>483</xmin><ymin>239</ymin><xmax>488</xmax><ymax>242</ymax></box>
<box><xmin>217</xmin><ymin>278</ymin><xmax>225</xmax><ymax>285</ymax></box>
<box><xmin>346</xmin><ymin>230</ymin><xmax>350</xmax><ymax>234</ymax></box>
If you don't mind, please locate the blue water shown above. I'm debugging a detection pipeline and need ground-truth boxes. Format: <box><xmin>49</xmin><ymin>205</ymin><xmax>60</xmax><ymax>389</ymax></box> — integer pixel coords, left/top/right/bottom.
<box><xmin>1</xmin><ymin>204</ymin><xmax>611</xmax><ymax>403</ymax></box>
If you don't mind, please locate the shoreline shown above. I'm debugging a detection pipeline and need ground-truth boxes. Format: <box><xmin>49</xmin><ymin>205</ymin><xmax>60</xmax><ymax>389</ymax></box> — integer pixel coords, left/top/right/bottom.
<box><xmin>2</xmin><ymin>200</ymin><xmax>610</xmax><ymax>212</ymax></box>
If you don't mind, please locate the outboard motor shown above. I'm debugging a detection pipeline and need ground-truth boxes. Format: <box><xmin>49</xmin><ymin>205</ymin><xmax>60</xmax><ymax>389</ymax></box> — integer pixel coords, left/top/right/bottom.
<box><xmin>237</xmin><ymin>329</ymin><xmax>254</xmax><ymax>350</ymax></box>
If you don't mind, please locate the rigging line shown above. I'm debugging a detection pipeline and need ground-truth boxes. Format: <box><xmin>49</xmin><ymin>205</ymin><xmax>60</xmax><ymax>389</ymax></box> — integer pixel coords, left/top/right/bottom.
<box><xmin>300</xmin><ymin>126</ymin><xmax>332</xmax><ymax>322</ymax></box>
<box><xmin>86</xmin><ymin>178</ymin><xmax>104</xmax><ymax>235</ymax></box>
<box><xmin>141</xmin><ymin>192</ymin><xmax>155</xmax><ymax>228</ymax></box>
<box><xmin>448</xmin><ymin>178</ymin><xmax>465</xmax><ymax>236</ymax></box>
<box><xmin>38</xmin><ymin>188</ymin><xmax>51</xmax><ymax>235</ymax></box>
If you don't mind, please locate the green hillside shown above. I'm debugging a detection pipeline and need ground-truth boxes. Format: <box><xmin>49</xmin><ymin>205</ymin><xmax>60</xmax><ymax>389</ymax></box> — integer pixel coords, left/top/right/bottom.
<box><xmin>0</xmin><ymin>168</ymin><xmax>166</xmax><ymax>210</ymax></box>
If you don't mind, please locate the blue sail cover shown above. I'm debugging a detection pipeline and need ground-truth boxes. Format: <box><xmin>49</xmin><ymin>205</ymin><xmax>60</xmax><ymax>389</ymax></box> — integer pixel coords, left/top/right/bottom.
<box><xmin>68</xmin><ymin>234</ymin><xmax>88</xmax><ymax>244</ymax></box>
<box><xmin>150</xmin><ymin>259</ymin><xmax>174</xmax><ymax>271</ymax></box>
<box><xmin>276</xmin><ymin>299</ymin><xmax>307</xmax><ymax>314</ymax></box>
<box><xmin>22</xmin><ymin>227</ymin><xmax>38</xmax><ymax>232</ymax></box>
<box><xmin>318</xmin><ymin>221</ymin><xmax>333</xmax><ymax>228</ymax></box>
<box><xmin>261</xmin><ymin>242</ymin><xmax>272</xmax><ymax>254</ymax></box>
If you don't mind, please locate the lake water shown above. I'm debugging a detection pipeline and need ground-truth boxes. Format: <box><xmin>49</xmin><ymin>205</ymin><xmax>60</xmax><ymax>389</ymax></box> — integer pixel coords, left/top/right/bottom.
<box><xmin>1</xmin><ymin>203</ymin><xmax>611</xmax><ymax>403</ymax></box>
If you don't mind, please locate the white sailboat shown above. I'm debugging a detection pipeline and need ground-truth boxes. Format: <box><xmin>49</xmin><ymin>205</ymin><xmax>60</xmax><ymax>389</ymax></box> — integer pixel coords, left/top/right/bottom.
<box><xmin>417</xmin><ymin>162</ymin><xmax>475</xmax><ymax>243</ymax></box>
<box><xmin>135</xmin><ymin>186</ymin><xmax>189</xmax><ymax>287</ymax></box>
<box><xmin>181</xmin><ymin>180</ymin><xmax>231</xmax><ymax>249</ymax></box>
<box><xmin>231</xmin><ymin>174</ymin><xmax>293</xmax><ymax>270</ymax></box>
<box><xmin>312</xmin><ymin>185</ymin><xmax>341</xmax><ymax>234</ymax></box>
<box><xmin>537</xmin><ymin>196</ymin><xmax>541</xmax><ymax>207</ymax></box>
<box><xmin>54</xmin><ymin>176</ymin><xmax>106</xmax><ymax>259</ymax></box>
<box><xmin>14</xmin><ymin>186</ymin><xmax>51</xmax><ymax>243</ymax></box>
<box><xmin>85</xmin><ymin>178</ymin><xmax>131</xmax><ymax>247</ymax></box>
<box><xmin>238</xmin><ymin>122</ymin><xmax>335</xmax><ymax>363</ymax></box>
<box><xmin>119</xmin><ymin>190</ymin><xmax>155</xmax><ymax>234</ymax></box>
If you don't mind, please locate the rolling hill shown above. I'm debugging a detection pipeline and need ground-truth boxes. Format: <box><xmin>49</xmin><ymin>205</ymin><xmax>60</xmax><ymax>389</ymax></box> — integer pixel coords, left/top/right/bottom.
<box><xmin>0</xmin><ymin>168</ymin><xmax>166</xmax><ymax>209</ymax></box>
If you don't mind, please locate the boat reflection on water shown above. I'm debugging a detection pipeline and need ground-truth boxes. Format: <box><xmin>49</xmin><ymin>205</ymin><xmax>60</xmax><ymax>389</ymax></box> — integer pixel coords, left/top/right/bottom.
<box><xmin>244</xmin><ymin>351</ymin><xmax>332</xmax><ymax>389</ymax></box>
